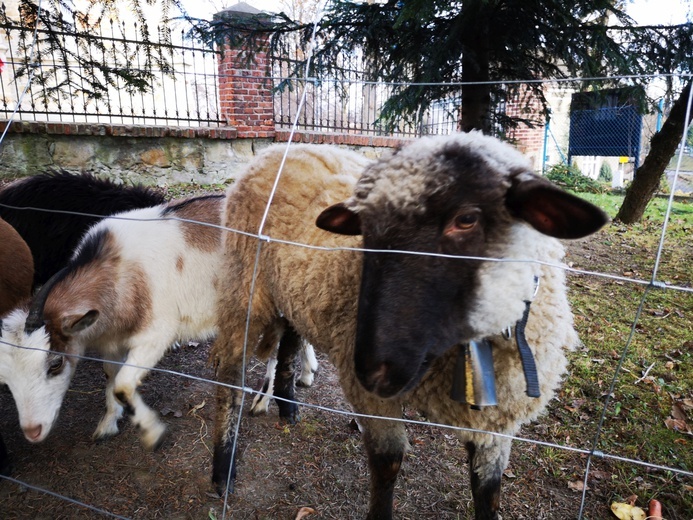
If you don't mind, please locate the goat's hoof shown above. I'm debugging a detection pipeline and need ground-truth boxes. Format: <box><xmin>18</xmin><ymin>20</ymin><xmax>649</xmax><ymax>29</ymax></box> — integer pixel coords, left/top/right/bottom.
<box><xmin>249</xmin><ymin>398</ymin><xmax>270</xmax><ymax>416</ymax></box>
<box><xmin>296</xmin><ymin>378</ymin><xmax>312</xmax><ymax>388</ymax></box>
<box><xmin>141</xmin><ymin>423</ymin><xmax>167</xmax><ymax>451</ymax></box>
<box><xmin>93</xmin><ymin>424</ymin><xmax>120</xmax><ymax>442</ymax></box>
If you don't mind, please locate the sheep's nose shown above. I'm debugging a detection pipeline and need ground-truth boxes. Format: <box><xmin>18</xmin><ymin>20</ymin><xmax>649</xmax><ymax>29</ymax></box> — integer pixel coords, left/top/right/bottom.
<box><xmin>23</xmin><ymin>424</ymin><xmax>43</xmax><ymax>442</ymax></box>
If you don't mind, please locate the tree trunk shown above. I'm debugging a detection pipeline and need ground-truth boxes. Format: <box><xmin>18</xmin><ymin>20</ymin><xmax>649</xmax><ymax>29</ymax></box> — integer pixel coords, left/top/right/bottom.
<box><xmin>459</xmin><ymin>5</ymin><xmax>491</xmax><ymax>133</ymax></box>
<box><xmin>616</xmin><ymin>80</ymin><xmax>693</xmax><ymax>224</ymax></box>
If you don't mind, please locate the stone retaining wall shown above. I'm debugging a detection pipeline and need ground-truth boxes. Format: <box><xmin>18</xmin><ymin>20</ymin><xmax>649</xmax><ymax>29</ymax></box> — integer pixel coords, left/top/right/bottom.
<box><xmin>0</xmin><ymin>121</ymin><xmax>402</xmax><ymax>186</ymax></box>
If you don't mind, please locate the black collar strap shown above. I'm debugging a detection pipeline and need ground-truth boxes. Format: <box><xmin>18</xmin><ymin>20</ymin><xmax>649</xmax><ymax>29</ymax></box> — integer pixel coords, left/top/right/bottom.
<box><xmin>451</xmin><ymin>276</ymin><xmax>541</xmax><ymax>407</ymax></box>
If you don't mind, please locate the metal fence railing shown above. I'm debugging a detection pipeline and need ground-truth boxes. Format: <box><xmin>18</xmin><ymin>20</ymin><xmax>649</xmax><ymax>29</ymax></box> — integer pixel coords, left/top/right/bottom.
<box><xmin>0</xmin><ymin>4</ymin><xmax>223</xmax><ymax>127</ymax></box>
<box><xmin>271</xmin><ymin>49</ymin><xmax>465</xmax><ymax>138</ymax></box>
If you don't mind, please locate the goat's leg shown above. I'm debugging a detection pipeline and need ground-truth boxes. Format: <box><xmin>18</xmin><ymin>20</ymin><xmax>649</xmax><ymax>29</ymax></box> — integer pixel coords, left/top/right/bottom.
<box><xmin>110</xmin><ymin>340</ymin><xmax>170</xmax><ymax>450</ymax></box>
<box><xmin>296</xmin><ymin>342</ymin><xmax>318</xmax><ymax>387</ymax></box>
<box><xmin>249</xmin><ymin>357</ymin><xmax>277</xmax><ymax>416</ymax></box>
<box><xmin>272</xmin><ymin>322</ymin><xmax>301</xmax><ymax>423</ymax></box>
<box><xmin>249</xmin><ymin>319</ymin><xmax>284</xmax><ymax>416</ymax></box>
<box><xmin>466</xmin><ymin>436</ymin><xmax>512</xmax><ymax>520</ymax></box>
<box><xmin>93</xmin><ymin>357</ymin><xmax>125</xmax><ymax>441</ymax></box>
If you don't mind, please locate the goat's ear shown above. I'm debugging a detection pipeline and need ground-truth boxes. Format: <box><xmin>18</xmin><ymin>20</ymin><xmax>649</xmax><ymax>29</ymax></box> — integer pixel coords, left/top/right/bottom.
<box><xmin>506</xmin><ymin>174</ymin><xmax>609</xmax><ymax>239</ymax></box>
<box><xmin>316</xmin><ymin>202</ymin><xmax>362</xmax><ymax>236</ymax></box>
<box><xmin>61</xmin><ymin>310</ymin><xmax>99</xmax><ymax>335</ymax></box>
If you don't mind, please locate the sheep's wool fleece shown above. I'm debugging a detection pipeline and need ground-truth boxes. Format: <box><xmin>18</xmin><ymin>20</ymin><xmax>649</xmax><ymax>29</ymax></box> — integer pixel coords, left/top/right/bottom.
<box><xmin>218</xmin><ymin>137</ymin><xmax>579</xmax><ymax>453</ymax></box>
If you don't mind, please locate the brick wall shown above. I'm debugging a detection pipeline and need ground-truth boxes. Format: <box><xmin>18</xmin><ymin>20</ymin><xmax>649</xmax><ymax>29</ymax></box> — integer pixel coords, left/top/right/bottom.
<box><xmin>504</xmin><ymin>87</ymin><xmax>547</xmax><ymax>170</ymax></box>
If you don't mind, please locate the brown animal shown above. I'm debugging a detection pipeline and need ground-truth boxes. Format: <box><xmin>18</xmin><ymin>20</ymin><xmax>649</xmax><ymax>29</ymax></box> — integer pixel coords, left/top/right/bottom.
<box><xmin>0</xmin><ymin>217</ymin><xmax>33</xmax><ymax>317</ymax></box>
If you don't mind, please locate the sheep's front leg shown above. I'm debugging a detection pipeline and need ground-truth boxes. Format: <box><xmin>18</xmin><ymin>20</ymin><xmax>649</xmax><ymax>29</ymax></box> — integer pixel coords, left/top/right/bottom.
<box><xmin>350</xmin><ymin>399</ymin><xmax>407</xmax><ymax>520</ymax></box>
<box><xmin>93</xmin><ymin>358</ymin><xmax>125</xmax><ymax>441</ymax></box>
<box><xmin>466</xmin><ymin>436</ymin><xmax>512</xmax><ymax>520</ymax></box>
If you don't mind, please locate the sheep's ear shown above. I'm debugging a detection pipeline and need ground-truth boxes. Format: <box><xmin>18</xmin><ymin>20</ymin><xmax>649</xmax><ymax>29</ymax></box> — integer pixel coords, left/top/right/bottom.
<box><xmin>61</xmin><ymin>310</ymin><xmax>99</xmax><ymax>335</ymax></box>
<box><xmin>506</xmin><ymin>174</ymin><xmax>609</xmax><ymax>239</ymax></box>
<box><xmin>316</xmin><ymin>203</ymin><xmax>362</xmax><ymax>236</ymax></box>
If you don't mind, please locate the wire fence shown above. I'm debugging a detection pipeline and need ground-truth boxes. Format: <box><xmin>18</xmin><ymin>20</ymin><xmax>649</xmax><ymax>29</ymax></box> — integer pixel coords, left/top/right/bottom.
<box><xmin>0</xmin><ymin>4</ymin><xmax>692</xmax><ymax>520</ymax></box>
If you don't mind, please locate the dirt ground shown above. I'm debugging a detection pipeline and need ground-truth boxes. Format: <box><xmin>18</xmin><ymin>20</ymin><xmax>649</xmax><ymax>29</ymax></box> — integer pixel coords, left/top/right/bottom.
<box><xmin>1</xmin><ymin>228</ymin><xmax>691</xmax><ymax>519</ymax></box>
<box><xmin>0</xmin><ymin>344</ymin><xmax>615</xmax><ymax>520</ymax></box>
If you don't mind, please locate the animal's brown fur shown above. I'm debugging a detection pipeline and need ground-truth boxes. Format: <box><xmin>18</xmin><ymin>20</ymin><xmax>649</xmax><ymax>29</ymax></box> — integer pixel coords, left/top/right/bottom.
<box><xmin>175</xmin><ymin>196</ymin><xmax>223</xmax><ymax>252</ymax></box>
<box><xmin>42</xmin><ymin>233</ymin><xmax>153</xmax><ymax>354</ymax></box>
<box><xmin>0</xmin><ymin>217</ymin><xmax>33</xmax><ymax>317</ymax></box>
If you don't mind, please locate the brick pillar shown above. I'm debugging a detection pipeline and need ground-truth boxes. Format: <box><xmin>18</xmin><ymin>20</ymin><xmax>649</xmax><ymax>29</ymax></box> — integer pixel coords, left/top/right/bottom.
<box><xmin>216</xmin><ymin>3</ymin><xmax>275</xmax><ymax>138</ymax></box>
<box><xmin>505</xmin><ymin>86</ymin><xmax>547</xmax><ymax>171</ymax></box>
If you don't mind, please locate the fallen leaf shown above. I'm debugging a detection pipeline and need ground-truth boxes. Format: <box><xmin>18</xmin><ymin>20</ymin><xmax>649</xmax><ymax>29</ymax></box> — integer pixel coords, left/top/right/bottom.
<box><xmin>671</xmin><ymin>402</ymin><xmax>689</xmax><ymax>421</ymax></box>
<box><xmin>664</xmin><ymin>417</ymin><xmax>690</xmax><ymax>433</ymax></box>
<box><xmin>568</xmin><ymin>480</ymin><xmax>586</xmax><ymax>492</ymax></box>
<box><xmin>625</xmin><ymin>494</ymin><xmax>638</xmax><ymax>506</ymax></box>
<box><xmin>589</xmin><ymin>470</ymin><xmax>610</xmax><ymax>480</ymax></box>
<box><xmin>160</xmin><ymin>407</ymin><xmax>183</xmax><ymax>418</ymax></box>
<box><xmin>610</xmin><ymin>502</ymin><xmax>646</xmax><ymax>520</ymax></box>
<box><xmin>295</xmin><ymin>506</ymin><xmax>315</xmax><ymax>519</ymax></box>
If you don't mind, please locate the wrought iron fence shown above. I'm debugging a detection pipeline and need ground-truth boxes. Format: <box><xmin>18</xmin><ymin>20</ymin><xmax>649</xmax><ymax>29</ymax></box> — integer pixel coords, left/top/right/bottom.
<box><xmin>271</xmin><ymin>48</ymin><xmax>464</xmax><ymax>138</ymax></box>
<box><xmin>0</xmin><ymin>4</ymin><xmax>223</xmax><ymax>127</ymax></box>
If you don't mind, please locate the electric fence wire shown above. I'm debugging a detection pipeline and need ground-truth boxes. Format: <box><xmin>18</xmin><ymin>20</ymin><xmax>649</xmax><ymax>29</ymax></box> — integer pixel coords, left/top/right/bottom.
<box><xmin>0</xmin><ymin>13</ymin><xmax>691</xmax><ymax>516</ymax></box>
<box><xmin>218</xmin><ymin>2</ymin><xmax>330</xmax><ymax>519</ymax></box>
<box><xmin>577</xmin><ymin>80</ymin><xmax>693</xmax><ymax>519</ymax></box>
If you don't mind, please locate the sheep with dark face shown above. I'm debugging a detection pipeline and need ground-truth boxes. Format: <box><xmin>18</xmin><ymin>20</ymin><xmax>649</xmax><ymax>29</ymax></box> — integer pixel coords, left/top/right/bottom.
<box><xmin>211</xmin><ymin>133</ymin><xmax>607</xmax><ymax>519</ymax></box>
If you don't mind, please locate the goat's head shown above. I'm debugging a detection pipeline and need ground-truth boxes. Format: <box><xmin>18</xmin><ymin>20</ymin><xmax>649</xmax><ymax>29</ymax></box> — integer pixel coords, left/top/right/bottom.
<box><xmin>317</xmin><ymin>132</ymin><xmax>608</xmax><ymax>398</ymax></box>
<box><xmin>0</xmin><ymin>270</ymin><xmax>100</xmax><ymax>443</ymax></box>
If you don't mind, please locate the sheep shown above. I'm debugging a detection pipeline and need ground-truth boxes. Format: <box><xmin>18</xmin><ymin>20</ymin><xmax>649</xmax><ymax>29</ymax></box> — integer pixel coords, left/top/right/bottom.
<box><xmin>210</xmin><ymin>133</ymin><xmax>608</xmax><ymax>519</ymax></box>
<box><xmin>0</xmin><ymin>194</ymin><xmax>226</xmax><ymax>449</ymax></box>
<box><xmin>0</xmin><ymin>170</ymin><xmax>165</xmax><ymax>290</ymax></box>
<box><xmin>0</xmin><ymin>216</ymin><xmax>34</xmax><ymax>476</ymax></box>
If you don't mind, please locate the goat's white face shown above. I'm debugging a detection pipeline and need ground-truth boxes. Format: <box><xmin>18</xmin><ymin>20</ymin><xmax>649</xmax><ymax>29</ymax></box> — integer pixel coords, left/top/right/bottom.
<box><xmin>0</xmin><ymin>309</ymin><xmax>77</xmax><ymax>443</ymax></box>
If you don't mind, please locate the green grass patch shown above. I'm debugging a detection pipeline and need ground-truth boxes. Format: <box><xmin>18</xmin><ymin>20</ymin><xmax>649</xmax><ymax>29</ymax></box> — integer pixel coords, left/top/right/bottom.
<box><xmin>552</xmin><ymin>190</ymin><xmax>692</xmax><ymax>516</ymax></box>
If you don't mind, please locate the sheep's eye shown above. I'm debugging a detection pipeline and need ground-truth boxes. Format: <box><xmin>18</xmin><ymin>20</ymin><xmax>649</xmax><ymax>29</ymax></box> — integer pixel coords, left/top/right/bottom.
<box><xmin>48</xmin><ymin>355</ymin><xmax>65</xmax><ymax>376</ymax></box>
<box><xmin>453</xmin><ymin>213</ymin><xmax>479</xmax><ymax>230</ymax></box>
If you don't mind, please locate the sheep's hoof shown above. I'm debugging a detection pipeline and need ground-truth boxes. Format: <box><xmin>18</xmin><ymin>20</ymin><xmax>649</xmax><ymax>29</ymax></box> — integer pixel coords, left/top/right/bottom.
<box><xmin>214</xmin><ymin>480</ymin><xmax>235</xmax><ymax>497</ymax></box>
<box><xmin>278</xmin><ymin>403</ymin><xmax>301</xmax><ymax>425</ymax></box>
